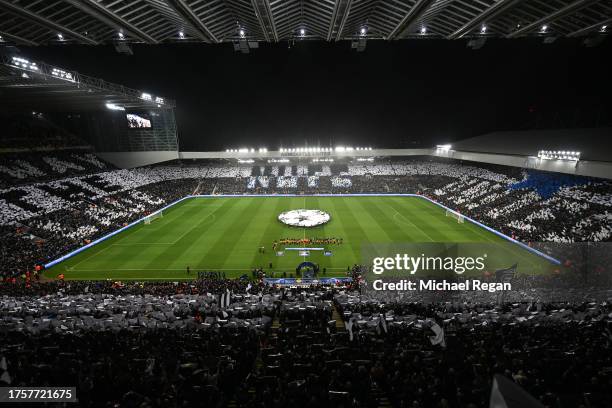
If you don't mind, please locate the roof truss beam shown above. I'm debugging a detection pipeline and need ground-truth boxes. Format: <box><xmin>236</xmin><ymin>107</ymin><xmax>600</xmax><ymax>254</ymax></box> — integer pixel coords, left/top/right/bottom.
<box><xmin>63</xmin><ymin>0</ymin><xmax>159</xmax><ymax>44</ymax></box>
<box><xmin>165</xmin><ymin>0</ymin><xmax>219</xmax><ymax>43</ymax></box>
<box><xmin>0</xmin><ymin>29</ymin><xmax>39</xmax><ymax>46</ymax></box>
<box><xmin>251</xmin><ymin>0</ymin><xmax>275</xmax><ymax>41</ymax></box>
<box><xmin>388</xmin><ymin>0</ymin><xmax>436</xmax><ymax>39</ymax></box>
<box><xmin>335</xmin><ymin>0</ymin><xmax>353</xmax><ymax>41</ymax></box>
<box><xmin>507</xmin><ymin>0</ymin><xmax>599</xmax><ymax>38</ymax></box>
<box><xmin>0</xmin><ymin>0</ymin><xmax>98</xmax><ymax>44</ymax></box>
<box><xmin>568</xmin><ymin>16</ymin><xmax>612</xmax><ymax>36</ymax></box>
<box><xmin>448</xmin><ymin>0</ymin><xmax>524</xmax><ymax>39</ymax></box>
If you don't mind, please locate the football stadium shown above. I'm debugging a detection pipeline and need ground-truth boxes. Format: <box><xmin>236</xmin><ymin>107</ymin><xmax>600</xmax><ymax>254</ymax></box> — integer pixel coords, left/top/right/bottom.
<box><xmin>0</xmin><ymin>1</ymin><xmax>611</xmax><ymax>407</ymax></box>
<box><xmin>49</xmin><ymin>195</ymin><xmax>558</xmax><ymax>281</ymax></box>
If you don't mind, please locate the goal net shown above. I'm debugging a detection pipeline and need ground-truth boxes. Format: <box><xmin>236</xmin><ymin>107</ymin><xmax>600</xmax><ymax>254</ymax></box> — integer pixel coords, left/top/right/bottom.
<box><xmin>144</xmin><ymin>211</ymin><xmax>163</xmax><ymax>224</ymax></box>
<box><xmin>445</xmin><ymin>209</ymin><xmax>464</xmax><ymax>223</ymax></box>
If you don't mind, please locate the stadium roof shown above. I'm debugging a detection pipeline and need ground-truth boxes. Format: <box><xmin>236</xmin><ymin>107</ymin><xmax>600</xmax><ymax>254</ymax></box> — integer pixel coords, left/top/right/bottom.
<box><xmin>0</xmin><ymin>53</ymin><xmax>175</xmax><ymax>111</ymax></box>
<box><xmin>452</xmin><ymin>127</ymin><xmax>612</xmax><ymax>162</ymax></box>
<box><xmin>0</xmin><ymin>0</ymin><xmax>610</xmax><ymax>45</ymax></box>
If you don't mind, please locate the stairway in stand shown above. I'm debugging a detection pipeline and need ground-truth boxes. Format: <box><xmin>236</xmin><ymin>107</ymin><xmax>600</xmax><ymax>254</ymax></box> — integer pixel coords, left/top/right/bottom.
<box><xmin>228</xmin><ymin>313</ymin><xmax>280</xmax><ymax>407</ymax></box>
<box><xmin>332</xmin><ymin>303</ymin><xmax>391</xmax><ymax>408</ymax></box>
<box><xmin>331</xmin><ymin>303</ymin><xmax>346</xmax><ymax>331</ymax></box>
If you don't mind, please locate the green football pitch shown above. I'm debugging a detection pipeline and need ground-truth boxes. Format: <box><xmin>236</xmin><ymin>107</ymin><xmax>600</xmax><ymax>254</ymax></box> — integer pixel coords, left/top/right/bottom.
<box><xmin>46</xmin><ymin>196</ymin><xmax>557</xmax><ymax>281</ymax></box>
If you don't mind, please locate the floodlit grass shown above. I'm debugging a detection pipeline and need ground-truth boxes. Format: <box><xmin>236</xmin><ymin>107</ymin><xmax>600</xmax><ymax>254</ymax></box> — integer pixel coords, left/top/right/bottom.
<box><xmin>46</xmin><ymin>196</ymin><xmax>555</xmax><ymax>281</ymax></box>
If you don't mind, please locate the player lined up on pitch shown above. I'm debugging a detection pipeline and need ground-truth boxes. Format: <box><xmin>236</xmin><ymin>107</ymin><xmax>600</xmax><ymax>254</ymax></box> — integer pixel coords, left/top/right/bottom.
<box><xmin>272</xmin><ymin>237</ymin><xmax>344</xmax><ymax>249</ymax></box>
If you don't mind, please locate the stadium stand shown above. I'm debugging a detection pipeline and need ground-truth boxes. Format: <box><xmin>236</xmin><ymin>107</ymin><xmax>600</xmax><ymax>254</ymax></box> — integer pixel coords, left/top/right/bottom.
<box><xmin>0</xmin><ymin>279</ymin><xmax>610</xmax><ymax>407</ymax></box>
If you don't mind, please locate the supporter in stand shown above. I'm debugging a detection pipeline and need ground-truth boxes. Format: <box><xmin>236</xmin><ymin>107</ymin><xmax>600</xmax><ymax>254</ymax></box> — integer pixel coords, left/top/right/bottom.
<box><xmin>0</xmin><ymin>278</ymin><xmax>610</xmax><ymax>408</ymax></box>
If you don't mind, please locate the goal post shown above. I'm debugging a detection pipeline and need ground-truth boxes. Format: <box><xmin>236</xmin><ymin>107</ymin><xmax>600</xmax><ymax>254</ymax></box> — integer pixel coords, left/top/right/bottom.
<box><xmin>445</xmin><ymin>209</ymin><xmax>464</xmax><ymax>223</ymax></box>
<box><xmin>144</xmin><ymin>211</ymin><xmax>163</xmax><ymax>224</ymax></box>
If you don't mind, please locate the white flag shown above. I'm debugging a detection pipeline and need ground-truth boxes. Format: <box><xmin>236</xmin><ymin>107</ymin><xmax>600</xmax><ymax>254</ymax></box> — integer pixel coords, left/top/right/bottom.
<box><xmin>345</xmin><ymin>318</ymin><xmax>354</xmax><ymax>341</ymax></box>
<box><xmin>428</xmin><ymin>320</ymin><xmax>446</xmax><ymax>347</ymax></box>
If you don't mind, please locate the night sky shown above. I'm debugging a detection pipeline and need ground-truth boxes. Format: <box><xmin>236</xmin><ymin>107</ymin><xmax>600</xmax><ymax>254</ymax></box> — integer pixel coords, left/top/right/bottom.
<box><xmin>19</xmin><ymin>37</ymin><xmax>612</xmax><ymax>151</ymax></box>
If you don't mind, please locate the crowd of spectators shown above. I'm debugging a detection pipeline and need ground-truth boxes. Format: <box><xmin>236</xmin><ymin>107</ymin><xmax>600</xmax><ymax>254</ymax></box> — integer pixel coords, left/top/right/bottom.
<box><xmin>1</xmin><ymin>280</ymin><xmax>611</xmax><ymax>407</ymax></box>
<box><xmin>0</xmin><ymin>285</ymin><xmax>269</xmax><ymax>406</ymax></box>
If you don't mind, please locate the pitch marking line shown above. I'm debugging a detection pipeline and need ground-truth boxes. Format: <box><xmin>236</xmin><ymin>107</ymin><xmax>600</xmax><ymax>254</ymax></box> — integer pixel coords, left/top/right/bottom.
<box><xmin>66</xmin><ymin>214</ymin><xmax>219</xmax><ymax>269</ymax></box>
<box><xmin>72</xmin><ymin>267</ymin><xmax>348</xmax><ymax>271</ymax></box>
<box><xmin>70</xmin><ymin>267</ymin><xmax>348</xmax><ymax>272</ymax></box>
<box><xmin>168</xmin><ymin>212</ymin><xmax>217</xmax><ymax>245</ymax></box>
<box><xmin>112</xmin><ymin>242</ymin><xmax>174</xmax><ymax>246</ymax></box>
<box><xmin>461</xmin><ymin>216</ymin><xmax>540</xmax><ymax>272</ymax></box>
<box><xmin>67</xmin><ymin>244</ymin><xmax>115</xmax><ymax>271</ymax></box>
<box><xmin>392</xmin><ymin>210</ymin><xmax>436</xmax><ymax>242</ymax></box>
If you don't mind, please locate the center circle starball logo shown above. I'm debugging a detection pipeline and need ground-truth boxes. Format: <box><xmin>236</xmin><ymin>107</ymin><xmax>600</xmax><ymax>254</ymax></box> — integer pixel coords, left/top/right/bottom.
<box><xmin>278</xmin><ymin>209</ymin><xmax>331</xmax><ymax>227</ymax></box>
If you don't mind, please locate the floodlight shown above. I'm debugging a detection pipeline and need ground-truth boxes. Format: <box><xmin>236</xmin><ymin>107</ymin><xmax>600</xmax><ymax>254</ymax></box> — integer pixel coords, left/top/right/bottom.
<box><xmin>118</xmin><ymin>32</ymin><xmax>124</xmax><ymax>39</ymax></box>
<box><xmin>537</xmin><ymin>150</ymin><xmax>580</xmax><ymax>161</ymax></box>
<box><xmin>178</xmin><ymin>31</ymin><xmax>185</xmax><ymax>39</ymax></box>
<box><xmin>602</xmin><ymin>25</ymin><xmax>607</xmax><ymax>32</ymax></box>
<box><xmin>51</xmin><ymin>67</ymin><xmax>74</xmax><ymax>81</ymax></box>
<box><xmin>299</xmin><ymin>28</ymin><xmax>306</xmax><ymax>36</ymax></box>
<box><xmin>105</xmin><ymin>103</ymin><xmax>125</xmax><ymax>111</ymax></box>
<box><xmin>239</xmin><ymin>29</ymin><xmax>245</xmax><ymax>37</ymax></box>
<box><xmin>57</xmin><ymin>33</ymin><xmax>64</xmax><ymax>40</ymax></box>
<box><xmin>360</xmin><ymin>27</ymin><xmax>367</xmax><ymax>35</ymax></box>
<box><xmin>437</xmin><ymin>144</ymin><xmax>452</xmax><ymax>151</ymax></box>
<box><xmin>420</xmin><ymin>26</ymin><xmax>427</xmax><ymax>34</ymax></box>
<box><xmin>141</xmin><ymin>92</ymin><xmax>152</xmax><ymax>101</ymax></box>
<box><xmin>480</xmin><ymin>25</ymin><xmax>487</xmax><ymax>33</ymax></box>
<box><xmin>12</xmin><ymin>57</ymin><xmax>39</xmax><ymax>71</ymax></box>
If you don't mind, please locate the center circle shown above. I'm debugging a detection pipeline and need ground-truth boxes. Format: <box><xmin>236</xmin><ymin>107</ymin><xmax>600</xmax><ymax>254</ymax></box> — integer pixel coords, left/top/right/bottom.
<box><xmin>278</xmin><ymin>209</ymin><xmax>331</xmax><ymax>227</ymax></box>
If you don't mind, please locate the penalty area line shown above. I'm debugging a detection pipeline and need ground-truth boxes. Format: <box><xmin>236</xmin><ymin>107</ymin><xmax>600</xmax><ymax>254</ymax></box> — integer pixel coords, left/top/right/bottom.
<box><xmin>392</xmin><ymin>210</ymin><xmax>436</xmax><ymax>242</ymax></box>
<box><xmin>112</xmin><ymin>242</ymin><xmax>175</xmax><ymax>246</ymax></box>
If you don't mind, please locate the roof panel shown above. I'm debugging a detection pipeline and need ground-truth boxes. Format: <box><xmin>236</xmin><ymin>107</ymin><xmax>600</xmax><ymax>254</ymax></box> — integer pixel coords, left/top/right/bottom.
<box><xmin>0</xmin><ymin>0</ymin><xmax>608</xmax><ymax>44</ymax></box>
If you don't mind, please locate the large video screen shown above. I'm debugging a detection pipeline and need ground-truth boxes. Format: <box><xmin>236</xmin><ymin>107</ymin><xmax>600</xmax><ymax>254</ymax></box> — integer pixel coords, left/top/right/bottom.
<box><xmin>126</xmin><ymin>113</ymin><xmax>152</xmax><ymax>129</ymax></box>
